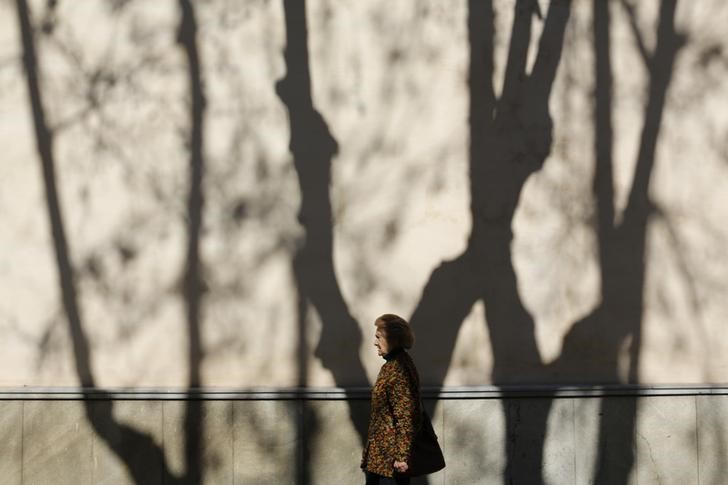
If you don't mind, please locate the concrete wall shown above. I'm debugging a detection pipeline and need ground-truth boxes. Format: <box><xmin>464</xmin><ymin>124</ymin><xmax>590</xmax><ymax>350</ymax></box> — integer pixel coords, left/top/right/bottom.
<box><xmin>2</xmin><ymin>390</ymin><xmax>727</xmax><ymax>484</ymax></box>
<box><xmin>1</xmin><ymin>0</ymin><xmax>728</xmax><ymax>390</ymax></box>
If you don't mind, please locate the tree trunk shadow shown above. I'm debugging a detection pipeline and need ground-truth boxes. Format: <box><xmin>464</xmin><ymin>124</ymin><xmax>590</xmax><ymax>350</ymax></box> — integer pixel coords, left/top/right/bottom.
<box><xmin>413</xmin><ymin>0</ymin><xmax>680</xmax><ymax>483</ymax></box>
<box><xmin>276</xmin><ymin>0</ymin><xmax>370</xmax><ymax>446</ymax></box>
<box><xmin>15</xmin><ymin>0</ymin><xmax>208</xmax><ymax>483</ymax></box>
<box><xmin>16</xmin><ymin>0</ymin><xmax>685</xmax><ymax>482</ymax></box>
<box><xmin>177</xmin><ymin>0</ymin><xmax>206</xmax><ymax>482</ymax></box>
<box><xmin>412</xmin><ymin>1</ymin><xmax>570</xmax><ymax>482</ymax></box>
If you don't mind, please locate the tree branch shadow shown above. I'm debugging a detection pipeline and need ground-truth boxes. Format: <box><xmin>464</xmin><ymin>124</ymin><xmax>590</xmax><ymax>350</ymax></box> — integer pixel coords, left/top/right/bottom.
<box><xmin>276</xmin><ymin>0</ymin><xmax>370</xmax><ymax>447</ymax></box>
<box><xmin>410</xmin><ymin>0</ymin><xmax>681</xmax><ymax>483</ymax></box>
<box><xmin>410</xmin><ymin>2</ymin><xmax>569</xmax><ymax>482</ymax></box>
<box><xmin>15</xmin><ymin>0</ymin><xmax>208</xmax><ymax>482</ymax></box>
<box><xmin>15</xmin><ymin>0</ymin><xmax>689</xmax><ymax>483</ymax></box>
<box><xmin>549</xmin><ymin>3</ymin><xmax>682</xmax><ymax>483</ymax></box>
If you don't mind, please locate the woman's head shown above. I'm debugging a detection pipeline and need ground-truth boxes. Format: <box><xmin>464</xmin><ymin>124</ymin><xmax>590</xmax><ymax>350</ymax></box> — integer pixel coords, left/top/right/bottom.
<box><xmin>374</xmin><ymin>314</ymin><xmax>415</xmax><ymax>356</ymax></box>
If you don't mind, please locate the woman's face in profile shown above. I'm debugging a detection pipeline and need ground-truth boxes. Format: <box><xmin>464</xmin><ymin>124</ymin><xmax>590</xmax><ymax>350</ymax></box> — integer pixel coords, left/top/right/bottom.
<box><xmin>374</xmin><ymin>328</ymin><xmax>389</xmax><ymax>356</ymax></box>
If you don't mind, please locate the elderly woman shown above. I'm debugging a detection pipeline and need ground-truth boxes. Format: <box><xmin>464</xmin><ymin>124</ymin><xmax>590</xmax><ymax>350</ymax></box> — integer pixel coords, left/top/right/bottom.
<box><xmin>361</xmin><ymin>314</ymin><xmax>421</xmax><ymax>485</ymax></box>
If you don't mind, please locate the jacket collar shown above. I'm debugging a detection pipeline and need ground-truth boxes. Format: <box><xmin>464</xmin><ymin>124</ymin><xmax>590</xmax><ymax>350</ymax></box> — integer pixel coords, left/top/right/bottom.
<box><xmin>383</xmin><ymin>347</ymin><xmax>404</xmax><ymax>361</ymax></box>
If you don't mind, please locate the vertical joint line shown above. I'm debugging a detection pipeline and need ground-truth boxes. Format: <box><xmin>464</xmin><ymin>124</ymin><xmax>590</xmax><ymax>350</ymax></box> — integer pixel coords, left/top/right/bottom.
<box><xmin>161</xmin><ymin>403</ymin><xmax>166</xmax><ymax>485</ymax></box>
<box><xmin>441</xmin><ymin>400</ymin><xmax>446</xmax><ymax>484</ymax></box>
<box><xmin>695</xmin><ymin>396</ymin><xmax>700</xmax><ymax>485</ymax></box>
<box><xmin>572</xmin><ymin>399</ymin><xmax>577</xmax><ymax>485</ymax></box>
<box><xmin>91</xmin><ymin>415</ymin><xmax>96</xmax><ymax>485</ymax></box>
<box><xmin>230</xmin><ymin>402</ymin><xmax>235</xmax><ymax>485</ymax></box>
<box><xmin>20</xmin><ymin>401</ymin><xmax>25</xmax><ymax>485</ymax></box>
<box><xmin>298</xmin><ymin>400</ymin><xmax>305</xmax><ymax>485</ymax></box>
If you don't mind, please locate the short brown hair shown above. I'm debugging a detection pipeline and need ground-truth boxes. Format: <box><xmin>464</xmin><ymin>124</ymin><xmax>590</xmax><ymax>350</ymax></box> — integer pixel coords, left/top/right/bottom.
<box><xmin>375</xmin><ymin>314</ymin><xmax>415</xmax><ymax>350</ymax></box>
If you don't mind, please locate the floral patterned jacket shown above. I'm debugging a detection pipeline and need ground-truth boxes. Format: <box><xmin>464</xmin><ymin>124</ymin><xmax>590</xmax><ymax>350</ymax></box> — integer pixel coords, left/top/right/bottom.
<box><xmin>361</xmin><ymin>347</ymin><xmax>421</xmax><ymax>477</ymax></box>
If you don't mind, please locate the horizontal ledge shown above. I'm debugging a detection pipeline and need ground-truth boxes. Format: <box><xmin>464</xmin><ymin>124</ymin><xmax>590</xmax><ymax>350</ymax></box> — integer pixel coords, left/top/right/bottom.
<box><xmin>2</xmin><ymin>385</ymin><xmax>728</xmax><ymax>400</ymax></box>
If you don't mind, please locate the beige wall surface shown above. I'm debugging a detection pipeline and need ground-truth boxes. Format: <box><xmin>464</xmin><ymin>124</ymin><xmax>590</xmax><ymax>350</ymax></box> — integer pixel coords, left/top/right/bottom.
<box><xmin>1</xmin><ymin>0</ymin><xmax>727</xmax><ymax>388</ymax></box>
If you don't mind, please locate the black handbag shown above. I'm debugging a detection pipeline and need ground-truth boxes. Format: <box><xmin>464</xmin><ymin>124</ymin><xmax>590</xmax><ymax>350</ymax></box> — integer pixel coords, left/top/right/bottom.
<box><xmin>402</xmin><ymin>406</ymin><xmax>446</xmax><ymax>477</ymax></box>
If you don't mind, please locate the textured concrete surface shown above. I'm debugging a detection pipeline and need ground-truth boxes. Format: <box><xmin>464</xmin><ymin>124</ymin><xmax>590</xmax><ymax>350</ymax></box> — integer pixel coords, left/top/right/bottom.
<box><xmin>163</xmin><ymin>400</ymin><xmax>234</xmax><ymax>484</ymax></box>
<box><xmin>0</xmin><ymin>401</ymin><xmax>22</xmax><ymax>485</ymax></box>
<box><xmin>697</xmin><ymin>395</ymin><xmax>728</xmax><ymax>485</ymax></box>
<box><xmin>232</xmin><ymin>400</ymin><xmax>298</xmax><ymax>484</ymax></box>
<box><xmin>442</xmin><ymin>399</ymin><xmax>505</xmax><ymax>485</ymax></box>
<box><xmin>2</xmin><ymin>0</ymin><xmax>727</xmax><ymax>393</ymax></box>
<box><xmin>634</xmin><ymin>396</ymin><xmax>698</xmax><ymax>485</ymax></box>
<box><xmin>305</xmin><ymin>400</ymin><xmax>369</xmax><ymax>484</ymax></box>
<box><xmin>503</xmin><ymin>398</ymin><xmax>567</xmax><ymax>484</ymax></box>
<box><xmin>583</xmin><ymin>396</ymin><xmax>639</xmax><ymax>485</ymax></box>
<box><xmin>22</xmin><ymin>401</ymin><xmax>94</xmax><ymax>485</ymax></box>
<box><xmin>572</xmin><ymin>397</ymin><xmax>603</xmax><ymax>485</ymax></box>
<box><xmin>91</xmin><ymin>400</ymin><xmax>165</xmax><ymax>485</ymax></box>
<box><xmin>2</xmin><ymin>395</ymin><xmax>721</xmax><ymax>484</ymax></box>
<box><xmin>542</xmin><ymin>398</ymin><xmax>576</xmax><ymax>485</ymax></box>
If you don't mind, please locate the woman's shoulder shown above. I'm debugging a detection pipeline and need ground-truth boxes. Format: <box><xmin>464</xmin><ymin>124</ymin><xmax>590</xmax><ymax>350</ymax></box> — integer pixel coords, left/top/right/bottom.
<box><xmin>397</xmin><ymin>351</ymin><xmax>421</xmax><ymax>383</ymax></box>
<box><xmin>388</xmin><ymin>352</ymin><xmax>418</xmax><ymax>377</ymax></box>
<box><xmin>393</xmin><ymin>349</ymin><xmax>416</xmax><ymax>365</ymax></box>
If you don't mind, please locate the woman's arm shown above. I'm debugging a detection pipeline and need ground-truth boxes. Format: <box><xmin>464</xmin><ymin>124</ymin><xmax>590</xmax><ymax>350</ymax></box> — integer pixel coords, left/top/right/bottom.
<box><xmin>390</xmin><ymin>363</ymin><xmax>418</xmax><ymax>468</ymax></box>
